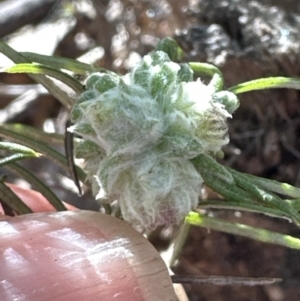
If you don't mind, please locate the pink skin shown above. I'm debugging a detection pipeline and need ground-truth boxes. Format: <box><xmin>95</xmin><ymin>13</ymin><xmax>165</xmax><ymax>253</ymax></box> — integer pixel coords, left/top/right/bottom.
<box><xmin>0</xmin><ymin>186</ymin><xmax>177</xmax><ymax>301</ymax></box>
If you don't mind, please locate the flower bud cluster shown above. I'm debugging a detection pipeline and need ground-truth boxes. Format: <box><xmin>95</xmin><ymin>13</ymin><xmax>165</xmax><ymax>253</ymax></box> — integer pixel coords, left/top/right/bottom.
<box><xmin>69</xmin><ymin>50</ymin><xmax>239</xmax><ymax>229</ymax></box>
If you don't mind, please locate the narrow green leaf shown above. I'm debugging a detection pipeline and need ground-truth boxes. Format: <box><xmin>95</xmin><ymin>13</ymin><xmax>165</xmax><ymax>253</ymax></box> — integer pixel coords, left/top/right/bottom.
<box><xmin>0</xmin><ymin>40</ymin><xmax>26</xmax><ymax>65</ymax></box>
<box><xmin>189</xmin><ymin>62</ymin><xmax>224</xmax><ymax>91</ymax></box>
<box><xmin>3</xmin><ymin>63</ymin><xmax>84</xmax><ymax>94</ymax></box>
<box><xmin>202</xmin><ymin>173</ymin><xmax>255</xmax><ymax>204</ymax></box>
<box><xmin>231</xmin><ymin>170</ymin><xmax>300</xmax><ymax>199</ymax></box>
<box><xmin>2</xmin><ymin>159</ymin><xmax>67</xmax><ymax>211</ymax></box>
<box><xmin>229</xmin><ymin>168</ymin><xmax>300</xmax><ymax>226</ymax></box>
<box><xmin>193</xmin><ymin>154</ymin><xmax>300</xmax><ymax>226</ymax></box>
<box><xmin>198</xmin><ymin>200</ymin><xmax>291</xmax><ymax>221</ymax></box>
<box><xmin>0</xmin><ymin>141</ymin><xmax>40</xmax><ymax>156</ymax></box>
<box><xmin>0</xmin><ymin>124</ymin><xmax>66</xmax><ymax>145</ymax></box>
<box><xmin>193</xmin><ymin>154</ymin><xmax>234</xmax><ymax>184</ymax></box>
<box><xmin>0</xmin><ymin>41</ymin><xmax>74</xmax><ymax>108</ymax></box>
<box><xmin>228</xmin><ymin>77</ymin><xmax>300</xmax><ymax>94</ymax></box>
<box><xmin>0</xmin><ymin>153</ymin><xmax>36</xmax><ymax>167</ymax></box>
<box><xmin>0</xmin><ymin>181</ymin><xmax>33</xmax><ymax>214</ymax></box>
<box><xmin>0</xmin><ymin>125</ymin><xmax>87</xmax><ymax>184</ymax></box>
<box><xmin>20</xmin><ymin>52</ymin><xmax>105</xmax><ymax>74</ymax></box>
<box><xmin>186</xmin><ymin>212</ymin><xmax>300</xmax><ymax>250</ymax></box>
<box><xmin>290</xmin><ymin>199</ymin><xmax>300</xmax><ymax>211</ymax></box>
<box><xmin>193</xmin><ymin>155</ymin><xmax>255</xmax><ymax>203</ymax></box>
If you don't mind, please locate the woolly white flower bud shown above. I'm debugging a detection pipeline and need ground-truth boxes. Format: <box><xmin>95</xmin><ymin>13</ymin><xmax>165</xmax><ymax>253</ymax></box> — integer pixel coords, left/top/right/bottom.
<box><xmin>70</xmin><ymin>47</ymin><xmax>238</xmax><ymax>229</ymax></box>
<box><xmin>97</xmin><ymin>151</ymin><xmax>202</xmax><ymax>229</ymax></box>
<box><xmin>172</xmin><ymin>79</ymin><xmax>232</xmax><ymax>153</ymax></box>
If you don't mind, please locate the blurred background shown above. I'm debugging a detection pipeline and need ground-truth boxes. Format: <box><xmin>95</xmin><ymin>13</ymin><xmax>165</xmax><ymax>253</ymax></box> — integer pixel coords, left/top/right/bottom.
<box><xmin>0</xmin><ymin>0</ymin><xmax>300</xmax><ymax>300</ymax></box>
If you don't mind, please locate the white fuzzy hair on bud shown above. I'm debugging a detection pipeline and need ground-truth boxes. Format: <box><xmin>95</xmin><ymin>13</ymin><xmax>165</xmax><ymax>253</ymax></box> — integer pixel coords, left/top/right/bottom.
<box><xmin>70</xmin><ymin>49</ymin><xmax>238</xmax><ymax>229</ymax></box>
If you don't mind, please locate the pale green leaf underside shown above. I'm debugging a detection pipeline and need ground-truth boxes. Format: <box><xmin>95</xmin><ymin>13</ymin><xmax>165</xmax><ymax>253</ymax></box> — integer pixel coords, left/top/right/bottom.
<box><xmin>3</xmin><ymin>63</ymin><xmax>84</xmax><ymax>94</ymax></box>
<box><xmin>229</xmin><ymin>77</ymin><xmax>300</xmax><ymax>94</ymax></box>
<box><xmin>186</xmin><ymin>212</ymin><xmax>300</xmax><ymax>250</ymax></box>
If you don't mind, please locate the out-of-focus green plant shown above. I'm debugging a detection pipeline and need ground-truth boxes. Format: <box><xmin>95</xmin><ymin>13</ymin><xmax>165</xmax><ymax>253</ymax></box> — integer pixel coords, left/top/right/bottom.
<box><xmin>1</xmin><ymin>37</ymin><xmax>300</xmax><ymax>255</ymax></box>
